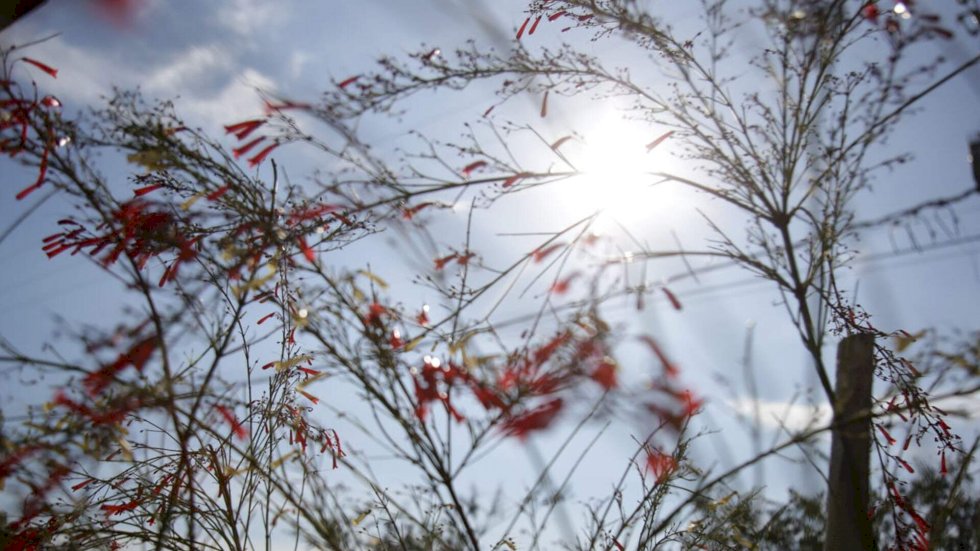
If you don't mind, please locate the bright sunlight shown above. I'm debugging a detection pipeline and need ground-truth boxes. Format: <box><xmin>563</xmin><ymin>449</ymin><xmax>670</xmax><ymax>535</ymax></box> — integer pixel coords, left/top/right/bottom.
<box><xmin>556</xmin><ymin>115</ymin><xmax>677</xmax><ymax>230</ymax></box>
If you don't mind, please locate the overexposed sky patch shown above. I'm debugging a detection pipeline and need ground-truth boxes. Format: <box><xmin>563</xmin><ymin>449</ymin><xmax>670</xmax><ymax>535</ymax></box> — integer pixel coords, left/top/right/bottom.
<box><xmin>726</xmin><ymin>397</ymin><xmax>833</xmax><ymax>433</ymax></box>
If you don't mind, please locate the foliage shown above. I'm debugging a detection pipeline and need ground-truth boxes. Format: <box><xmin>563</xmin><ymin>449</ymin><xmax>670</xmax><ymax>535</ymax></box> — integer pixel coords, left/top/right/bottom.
<box><xmin>0</xmin><ymin>1</ymin><xmax>978</xmax><ymax>549</ymax></box>
<box><xmin>676</xmin><ymin>451</ymin><xmax>980</xmax><ymax>550</ymax></box>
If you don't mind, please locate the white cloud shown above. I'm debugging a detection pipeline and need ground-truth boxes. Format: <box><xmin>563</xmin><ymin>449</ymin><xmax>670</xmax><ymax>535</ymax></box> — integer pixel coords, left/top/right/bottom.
<box><xmin>288</xmin><ymin>50</ymin><xmax>310</xmax><ymax>81</ymax></box>
<box><xmin>726</xmin><ymin>398</ymin><xmax>833</xmax><ymax>433</ymax></box>
<box><xmin>143</xmin><ymin>44</ymin><xmax>228</xmax><ymax>94</ymax></box>
<box><xmin>214</xmin><ymin>0</ymin><xmax>285</xmax><ymax>37</ymax></box>
<box><xmin>174</xmin><ymin>67</ymin><xmax>277</xmax><ymax>130</ymax></box>
<box><xmin>11</xmin><ymin>34</ymin><xmax>275</xmax><ymax>133</ymax></box>
<box><xmin>7</xmin><ymin>35</ymin><xmax>129</xmax><ymax>106</ymax></box>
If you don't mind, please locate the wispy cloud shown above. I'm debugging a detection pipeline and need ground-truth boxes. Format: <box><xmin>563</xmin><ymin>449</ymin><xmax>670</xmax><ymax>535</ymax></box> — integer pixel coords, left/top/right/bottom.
<box><xmin>214</xmin><ymin>0</ymin><xmax>285</xmax><ymax>37</ymax></box>
<box><xmin>143</xmin><ymin>44</ymin><xmax>229</xmax><ymax>94</ymax></box>
<box><xmin>726</xmin><ymin>398</ymin><xmax>832</xmax><ymax>433</ymax></box>
<box><xmin>10</xmin><ymin>35</ymin><xmax>273</xmax><ymax>133</ymax></box>
<box><xmin>6</xmin><ymin>35</ymin><xmax>131</xmax><ymax>105</ymax></box>
<box><xmin>176</xmin><ymin>67</ymin><xmax>276</xmax><ymax>129</ymax></box>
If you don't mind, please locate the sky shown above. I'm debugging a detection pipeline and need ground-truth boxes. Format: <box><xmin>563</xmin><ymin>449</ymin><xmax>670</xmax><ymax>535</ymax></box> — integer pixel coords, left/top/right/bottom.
<box><xmin>1</xmin><ymin>0</ymin><xmax>978</xmax><ymax>547</ymax></box>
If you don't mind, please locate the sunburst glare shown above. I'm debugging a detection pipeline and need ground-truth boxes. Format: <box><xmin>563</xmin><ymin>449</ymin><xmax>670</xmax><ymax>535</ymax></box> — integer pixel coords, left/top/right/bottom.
<box><xmin>556</xmin><ymin>116</ymin><xmax>676</xmax><ymax>231</ymax></box>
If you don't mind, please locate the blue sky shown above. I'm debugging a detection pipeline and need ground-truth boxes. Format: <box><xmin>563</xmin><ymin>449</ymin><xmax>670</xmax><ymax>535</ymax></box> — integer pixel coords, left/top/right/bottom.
<box><xmin>2</xmin><ymin>0</ymin><xmax>979</xmax><ymax>546</ymax></box>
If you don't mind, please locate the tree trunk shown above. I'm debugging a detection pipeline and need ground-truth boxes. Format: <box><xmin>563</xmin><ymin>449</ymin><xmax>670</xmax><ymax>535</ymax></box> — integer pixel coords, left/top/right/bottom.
<box><xmin>824</xmin><ymin>333</ymin><xmax>876</xmax><ymax>550</ymax></box>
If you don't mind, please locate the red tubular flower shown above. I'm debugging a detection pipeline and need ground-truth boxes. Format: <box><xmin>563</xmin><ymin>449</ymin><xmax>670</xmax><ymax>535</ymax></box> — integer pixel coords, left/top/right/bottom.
<box><xmin>53</xmin><ymin>391</ymin><xmax>135</xmax><ymax>425</ymax></box>
<box><xmin>503</xmin><ymin>171</ymin><xmax>531</xmax><ymax>188</ymax></box>
<box><xmin>461</xmin><ymin>160</ymin><xmax>487</xmax><ymax>177</ymax></box>
<box><xmin>645</xmin><ymin>448</ymin><xmax>677</xmax><ymax>483</ymax></box>
<box><xmin>456</xmin><ymin>251</ymin><xmax>475</xmax><ymax>266</ymax></box>
<box><xmin>215</xmin><ymin>404</ymin><xmax>248</xmax><ymax>440</ymax></box>
<box><xmin>297</xmin><ymin>235</ymin><xmax>316</xmax><ymax>263</ymax></box>
<box><xmin>15</xmin><ymin>147</ymin><xmax>49</xmax><ymax>200</ymax></box>
<box><xmin>331</xmin><ymin>211</ymin><xmax>354</xmax><ymax>226</ymax></box>
<box><xmin>888</xmin><ymin>481</ymin><xmax>906</xmax><ymax>508</ymax></box>
<box><xmin>233</xmin><ymin>136</ymin><xmax>265</xmax><ymax>159</ymax></box>
<box><xmin>862</xmin><ymin>3</ymin><xmax>880</xmax><ymax>23</ymax></box>
<box><xmin>402</xmin><ymin>201</ymin><xmax>436</xmax><ymax>220</ymax></box>
<box><xmin>646</xmin><ymin>130</ymin><xmax>674</xmax><ymax>152</ymax></box>
<box><xmin>550</xmin><ymin>273</ymin><xmax>578</xmax><ymax>294</ymax></box>
<box><xmin>151</xmin><ymin>474</ymin><xmax>175</xmax><ymax>496</ymax></box>
<box><xmin>412</xmin><ymin>357</ymin><xmax>469</xmax><ymax>423</ymax></box>
<box><xmin>470</xmin><ymin>381</ymin><xmax>506</xmax><ymax>410</ymax></box>
<box><xmin>877</xmin><ymin>425</ymin><xmax>897</xmax><ymax>446</ymax></box>
<box><xmin>532</xmin><ymin>243</ymin><xmax>564</xmax><ymax>263</ymax></box>
<box><xmin>516</xmin><ymin>17</ymin><xmax>531</xmax><ymax>39</ymax></box>
<box><xmin>263</xmin><ymin>99</ymin><xmax>312</xmax><ymax>113</ymax></box>
<box><xmin>21</xmin><ymin>57</ymin><xmax>58</xmax><ymax>78</ymax></box>
<box><xmin>365</xmin><ymin>302</ymin><xmax>386</xmax><ymax>325</ymax></box>
<box><xmin>40</xmin><ymin>95</ymin><xmax>61</xmax><ymax>108</ymax></box>
<box><xmin>528</xmin><ymin>15</ymin><xmax>543</xmax><ymax>35</ymax></box>
<box><xmin>298</xmin><ymin>390</ymin><xmax>319</xmax><ymax>405</ymax></box>
<box><xmin>338</xmin><ymin>76</ymin><xmax>359</xmax><ymax>89</ymax></box>
<box><xmin>412</xmin><ymin>365</ymin><xmax>440</xmax><ymax>421</ymax></box>
<box><xmin>206</xmin><ymin>185</ymin><xmax>230</xmax><ymax>201</ymax></box>
<box><xmin>389</xmin><ymin>328</ymin><xmax>403</xmax><ymax>349</ymax></box>
<box><xmin>416</xmin><ymin>305</ymin><xmax>430</xmax><ymax>326</ymax></box>
<box><xmin>158</xmin><ymin>236</ymin><xmax>199</xmax><ymax>287</ymax></box>
<box><xmin>909</xmin><ymin>507</ymin><xmax>930</xmax><ymax>535</ymax></box>
<box><xmin>83</xmin><ymin>336</ymin><xmax>156</xmax><ymax>396</ymax></box>
<box><xmin>257</xmin><ymin>312</ymin><xmax>276</xmax><ymax>325</ymax></box>
<box><xmin>290</xmin><ymin>411</ymin><xmax>308</xmax><ymax>451</ymax></box>
<box><xmin>332</xmin><ymin>431</ymin><xmax>345</xmax><ymax>467</ymax></box>
<box><xmin>286</xmin><ymin>202</ymin><xmax>343</xmax><ymax>224</ymax></box>
<box><xmin>320</xmin><ymin>429</ymin><xmax>345</xmax><ymax>469</ymax></box>
<box><xmin>527</xmin><ymin>372</ymin><xmax>564</xmax><ymax>396</ymax></box>
<box><xmin>662</xmin><ymin>286</ymin><xmax>682</xmax><ymax>310</ymax></box>
<box><xmin>940</xmin><ymin>450</ymin><xmax>947</xmax><ymax>475</ymax></box>
<box><xmin>71</xmin><ymin>478</ymin><xmax>95</xmax><ymax>491</ymax></box>
<box><xmin>500</xmin><ymin>398</ymin><xmax>563</xmax><ymax>440</ymax></box>
<box><xmin>680</xmin><ymin>389</ymin><xmax>702</xmax><ymax>417</ymax></box>
<box><xmin>93</xmin><ymin>0</ymin><xmax>139</xmax><ymax>27</ymax></box>
<box><xmin>913</xmin><ymin>531</ymin><xmax>929</xmax><ymax>551</ymax></box>
<box><xmin>590</xmin><ymin>359</ymin><xmax>618</xmax><ymax>390</ymax></box>
<box><xmin>0</xmin><ymin>445</ymin><xmax>40</xmax><ymax>481</ymax></box>
<box><xmin>133</xmin><ymin>183</ymin><xmax>163</xmax><ymax>197</ymax></box>
<box><xmin>434</xmin><ymin>253</ymin><xmax>457</xmax><ymax>270</ymax></box>
<box><xmin>223</xmin><ymin>119</ymin><xmax>265</xmax><ymax>140</ymax></box>
<box><xmin>248</xmin><ymin>143</ymin><xmax>279</xmax><ymax>167</ymax></box>
<box><xmin>533</xmin><ymin>332</ymin><xmax>570</xmax><ymax>366</ymax></box>
<box><xmin>640</xmin><ymin>335</ymin><xmax>679</xmax><ymax>378</ymax></box>
<box><xmin>101</xmin><ymin>499</ymin><xmax>140</xmax><ymax>516</ymax></box>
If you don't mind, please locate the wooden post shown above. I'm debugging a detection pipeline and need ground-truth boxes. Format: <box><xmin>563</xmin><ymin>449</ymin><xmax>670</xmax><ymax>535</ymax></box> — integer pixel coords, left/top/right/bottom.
<box><xmin>824</xmin><ymin>333</ymin><xmax>876</xmax><ymax>550</ymax></box>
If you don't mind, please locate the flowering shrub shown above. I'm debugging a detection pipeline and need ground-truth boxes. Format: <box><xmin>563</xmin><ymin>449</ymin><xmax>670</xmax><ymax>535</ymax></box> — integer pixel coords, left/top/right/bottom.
<box><xmin>1</xmin><ymin>1</ymin><xmax>978</xmax><ymax>549</ymax></box>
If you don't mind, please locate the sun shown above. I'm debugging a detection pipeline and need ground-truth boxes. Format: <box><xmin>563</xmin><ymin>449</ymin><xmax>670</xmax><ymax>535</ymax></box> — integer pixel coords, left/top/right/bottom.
<box><xmin>554</xmin><ymin>116</ymin><xmax>676</xmax><ymax>231</ymax></box>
